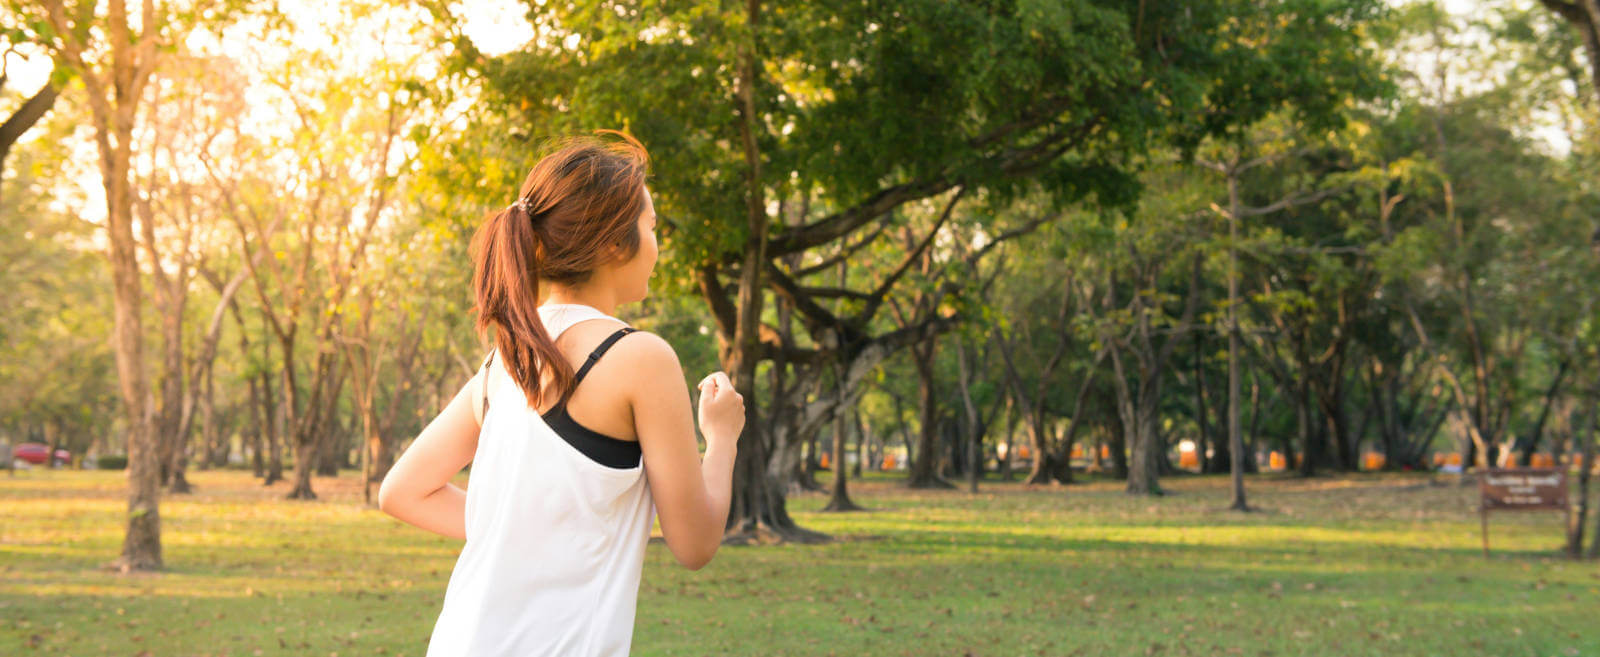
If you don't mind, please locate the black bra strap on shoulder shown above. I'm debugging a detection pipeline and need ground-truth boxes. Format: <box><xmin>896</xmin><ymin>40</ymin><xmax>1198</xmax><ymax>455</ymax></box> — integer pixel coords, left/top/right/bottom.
<box><xmin>571</xmin><ymin>327</ymin><xmax>639</xmax><ymax>386</ymax></box>
<box><xmin>480</xmin><ymin>348</ymin><xmax>497</xmax><ymax>416</ymax></box>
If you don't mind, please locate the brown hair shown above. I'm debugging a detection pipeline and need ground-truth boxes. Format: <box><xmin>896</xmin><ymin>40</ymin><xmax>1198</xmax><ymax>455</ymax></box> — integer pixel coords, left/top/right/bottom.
<box><xmin>471</xmin><ymin>130</ymin><xmax>650</xmax><ymax>409</ymax></box>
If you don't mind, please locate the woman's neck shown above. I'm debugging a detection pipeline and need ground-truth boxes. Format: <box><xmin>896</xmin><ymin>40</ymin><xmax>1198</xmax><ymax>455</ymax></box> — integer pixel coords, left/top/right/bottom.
<box><xmin>542</xmin><ymin>286</ymin><xmax>620</xmax><ymax>317</ymax></box>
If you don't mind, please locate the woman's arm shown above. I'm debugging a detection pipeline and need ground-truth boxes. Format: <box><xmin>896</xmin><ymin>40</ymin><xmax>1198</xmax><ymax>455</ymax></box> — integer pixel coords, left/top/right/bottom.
<box><xmin>377</xmin><ymin>369</ymin><xmax>483</xmax><ymax>540</ymax></box>
<box><xmin>624</xmin><ymin>333</ymin><xmax>743</xmax><ymax>570</ymax></box>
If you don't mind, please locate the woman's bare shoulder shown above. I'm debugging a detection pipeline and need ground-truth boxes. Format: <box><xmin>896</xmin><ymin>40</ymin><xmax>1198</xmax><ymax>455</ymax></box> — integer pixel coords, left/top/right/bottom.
<box><xmin>611</xmin><ymin>329</ymin><xmax>680</xmax><ymax>371</ymax></box>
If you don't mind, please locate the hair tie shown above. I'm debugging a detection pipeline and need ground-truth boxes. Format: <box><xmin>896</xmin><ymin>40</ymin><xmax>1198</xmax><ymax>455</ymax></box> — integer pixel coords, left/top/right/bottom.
<box><xmin>509</xmin><ymin>198</ymin><xmax>544</xmax><ymax>226</ymax></box>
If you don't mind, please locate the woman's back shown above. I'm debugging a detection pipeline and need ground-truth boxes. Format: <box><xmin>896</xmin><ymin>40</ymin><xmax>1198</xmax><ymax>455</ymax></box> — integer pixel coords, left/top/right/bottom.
<box><xmin>378</xmin><ymin>132</ymin><xmax>744</xmax><ymax>657</ymax></box>
<box><xmin>425</xmin><ymin>304</ymin><xmax>654</xmax><ymax>657</ymax></box>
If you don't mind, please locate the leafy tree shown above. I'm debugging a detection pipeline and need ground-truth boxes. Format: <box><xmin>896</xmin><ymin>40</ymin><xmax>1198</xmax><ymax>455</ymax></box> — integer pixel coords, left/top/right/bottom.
<box><xmin>432</xmin><ymin>0</ymin><xmax>1393</xmax><ymax>536</ymax></box>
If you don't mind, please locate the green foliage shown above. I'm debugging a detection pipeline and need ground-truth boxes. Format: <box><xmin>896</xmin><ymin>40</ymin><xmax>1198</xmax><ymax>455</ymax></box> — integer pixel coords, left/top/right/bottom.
<box><xmin>0</xmin><ymin>96</ymin><xmax>119</xmax><ymax>452</ymax></box>
<box><xmin>437</xmin><ymin>0</ymin><xmax>1392</xmax><ymax>277</ymax></box>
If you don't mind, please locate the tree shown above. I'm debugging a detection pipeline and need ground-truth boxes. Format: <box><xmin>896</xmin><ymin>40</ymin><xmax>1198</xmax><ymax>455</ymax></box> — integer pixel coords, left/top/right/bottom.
<box><xmin>993</xmin><ymin>217</ymin><xmax>1109</xmax><ymax>486</ymax></box>
<box><xmin>209</xmin><ymin>2</ymin><xmax>434</xmax><ymax>499</ymax></box>
<box><xmin>1100</xmin><ymin>175</ymin><xmax>1207</xmax><ymax>496</ymax></box>
<box><xmin>1533</xmin><ymin>0</ymin><xmax>1600</xmax><ymax>562</ymax></box>
<box><xmin>450</xmin><ymin>0</ymin><xmax>1391</xmax><ymax>536</ymax></box>
<box><xmin>133</xmin><ymin>50</ymin><xmax>262</xmax><ymax>494</ymax></box>
<box><xmin>36</xmin><ymin>0</ymin><xmax>173</xmax><ymax>571</ymax></box>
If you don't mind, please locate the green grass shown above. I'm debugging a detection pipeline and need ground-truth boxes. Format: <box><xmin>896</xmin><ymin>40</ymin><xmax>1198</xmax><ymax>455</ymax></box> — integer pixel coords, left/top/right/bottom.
<box><xmin>2</xmin><ymin>468</ymin><xmax>1597</xmax><ymax>656</ymax></box>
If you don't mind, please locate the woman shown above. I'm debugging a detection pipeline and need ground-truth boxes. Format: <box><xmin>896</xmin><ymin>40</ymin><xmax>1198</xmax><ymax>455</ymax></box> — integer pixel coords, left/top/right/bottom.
<box><xmin>378</xmin><ymin>131</ymin><xmax>744</xmax><ymax>657</ymax></box>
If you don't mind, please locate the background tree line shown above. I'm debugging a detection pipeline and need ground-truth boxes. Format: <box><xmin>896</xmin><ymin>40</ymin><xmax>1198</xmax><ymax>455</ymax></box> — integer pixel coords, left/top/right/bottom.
<box><xmin>2</xmin><ymin>0</ymin><xmax>1598</xmax><ymax>570</ymax></box>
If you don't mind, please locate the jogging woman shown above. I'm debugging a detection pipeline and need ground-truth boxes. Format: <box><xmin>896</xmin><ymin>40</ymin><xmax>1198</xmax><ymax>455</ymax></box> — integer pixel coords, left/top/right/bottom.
<box><xmin>378</xmin><ymin>131</ymin><xmax>744</xmax><ymax>656</ymax></box>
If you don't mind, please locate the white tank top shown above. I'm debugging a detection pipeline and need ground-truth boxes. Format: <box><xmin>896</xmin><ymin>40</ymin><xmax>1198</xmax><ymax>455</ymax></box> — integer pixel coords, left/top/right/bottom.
<box><xmin>425</xmin><ymin>304</ymin><xmax>655</xmax><ymax>657</ymax></box>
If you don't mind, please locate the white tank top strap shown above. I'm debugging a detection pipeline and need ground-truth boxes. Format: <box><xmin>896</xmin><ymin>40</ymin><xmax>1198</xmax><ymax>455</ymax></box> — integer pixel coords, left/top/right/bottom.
<box><xmin>537</xmin><ymin>303</ymin><xmax>623</xmax><ymax>340</ymax></box>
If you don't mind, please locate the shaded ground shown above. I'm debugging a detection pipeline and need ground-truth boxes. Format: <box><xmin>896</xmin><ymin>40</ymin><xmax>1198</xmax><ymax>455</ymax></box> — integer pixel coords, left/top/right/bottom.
<box><xmin>1</xmin><ymin>469</ymin><xmax>1596</xmax><ymax>656</ymax></box>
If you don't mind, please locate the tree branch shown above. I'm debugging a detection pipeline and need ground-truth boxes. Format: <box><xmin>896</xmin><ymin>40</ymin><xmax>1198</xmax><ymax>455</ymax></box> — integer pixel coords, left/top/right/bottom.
<box><xmin>856</xmin><ymin>186</ymin><xmax>966</xmax><ymax>322</ymax></box>
<box><xmin>0</xmin><ymin>77</ymin><xmax>59</xmax><ymax>171</ymax></box>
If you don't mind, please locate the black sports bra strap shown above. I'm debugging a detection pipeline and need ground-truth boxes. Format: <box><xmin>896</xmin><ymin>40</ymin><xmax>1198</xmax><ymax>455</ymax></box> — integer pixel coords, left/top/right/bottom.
<box><xmin>571</xmin><ymin>327</ymin><xmax>639</xmax><ymax>386</ymax></box>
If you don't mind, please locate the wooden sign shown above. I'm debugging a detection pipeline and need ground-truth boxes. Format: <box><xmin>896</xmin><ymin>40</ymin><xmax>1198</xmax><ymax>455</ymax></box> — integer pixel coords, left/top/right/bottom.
<box><xmin>1479</xmin><ymin>468</ymin><xmax>1568</xmax><ymax>557</ymax></box>
<box><xmin>1480</xmin><ymin>468</ymin><xmax>1567</xmax><ymax>510</ymax></box>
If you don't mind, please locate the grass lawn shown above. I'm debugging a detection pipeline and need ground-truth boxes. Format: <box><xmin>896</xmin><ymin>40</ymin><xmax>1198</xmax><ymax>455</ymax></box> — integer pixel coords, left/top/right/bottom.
<box><xmin>2</xmin><ymin>467</ymin><xmax>1597</xmax><ymax>656</ymax></box>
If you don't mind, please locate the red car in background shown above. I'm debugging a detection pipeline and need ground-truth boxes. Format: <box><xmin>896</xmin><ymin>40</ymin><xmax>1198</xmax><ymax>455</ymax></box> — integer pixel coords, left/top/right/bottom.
<box><xmin>14</xmin><ymin>443</ymin><xmax>71</xmax><ymax>467</ymax></box>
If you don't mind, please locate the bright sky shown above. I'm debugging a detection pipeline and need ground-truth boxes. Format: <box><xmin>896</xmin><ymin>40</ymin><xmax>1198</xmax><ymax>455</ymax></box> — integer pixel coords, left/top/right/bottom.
<box><xmin>458</xmin><ymin>0</ymin><xmax>537</xmax><ymax>55</ymax></box>
<box><xmin>1</xmin><ymin>0</ymin><xmax>533</xmax><ymax>98</ymax></box>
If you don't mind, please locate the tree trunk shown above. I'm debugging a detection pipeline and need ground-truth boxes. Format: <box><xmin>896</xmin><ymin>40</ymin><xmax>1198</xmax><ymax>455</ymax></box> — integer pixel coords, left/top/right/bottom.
<box><xmin>198</xmin><ymin>364</ymin><xmax>219</xmax><ymax>470</ymax></box>
<box><xmin>822</xmin><ymin>392</ymin><xmax>863</xmax><ymax>511</ymax></box>
<box><xmin>1127</xmin><ymin>376</ymin><xmax>1164</xmax><ymax>496</ymax></box>
<box><xmin>803</xmin><ymin>422</ymin><xmax>821</xmax><ymax>485</ymax></box>
<box><xmin>1244</xmin><ymin>371</ymin><xmax>1261</xmax><ymax>474</ymax></box>
<box><xmin>1566</xmin><ymin>408</ymin><xmax>1593</xmax><ymax>558</ymax></box>
<box><xmin>282</xmin><ymin>326</ymin><xmax>346</xmax><ymax>498</ymax></box>
<box><xmin>114</xmin><ymin>234</ymin><xmax>161</xmax><ymax>570</ymax></box>
<box><xmin>287</xmin><ymin>440</ymin><xmax>319</xmax><ymax>500</ymax></box>
<box><xmin>261</xmin><ymin>365</ymin><xmax>283</xmax><ymax>485</ymax></box>
<box><xmin>1223</xmin><ymin>179</ymin><xmax>1248</xmax><ymax>509</ymax></box>
<box><xmin>999</xmin><ymin>396</ymin><xmax>1015</xmax><ymax>480</ymax></box>
<box><xmin>156</xmin><ymin>277</ymin><xmax>190</xmax><ymax>492</ymax></box>
<box><xmin>942</xmin><ymin>415</ymin><xmax>961</xmax><ymax>480</ymax></box>
<box><xmin>1225</xmin><ymin>271</ymin><xmax>1247</xmax><ymax>509</ymax></box>
<box><xmin>1194</xmin><ymin>331</ymin><xmax>1212</xmax><ymax>473</ymax></box>
<box><xmin>285</xmin><ymin>351</ymin><xmax>332</xmax><ymax>500</ymax></box>
<box><xmin>713</xmin><ymin>0</ymin><xmax>828</xmax><ymax>542</ymax></box>
<box><xmin>907</xmin><ymin>338</ymin><xmax>952</xmax><ymax>489</ymax></box>
<box><xmin>1105</xmin><ymin>389</ymin><xmax>1129</xmax><ymax>479</ymax></box>
<box><xmin>892</xmin><ymin>392</ymin><xmax>914</xmax><ymax>471</ymax></box>
<box><xmin>101</xmin><ymin>25</ymin><xmax>161</xmax><ymax>571</ymax></box>
<box><xmin>360</xmin><ymin>393</ymin><xmax>394</xmax><ymax>484</ymax></box>
<box><xmin>285</xmin><ymin>427</ymin><xmax>317</xmax><ymax>498</ymax></box>
<box><xmin>1089</xmin><ymin>433</ymin><xmax>1104</xmax><ymax>473</ymax></box>
<box><xmin>1022</xmin><ymin>405</ymin><xmax>1055</xmax><ymax>485</ymax></box>
<box><xmin>954</xmin><ymin>339</ymin><xmax>982</xmax><ymax>493</ymax></box>
<box><xmin>852</xmin><ymin>408</ymin><xmax>865</xmax><ymax>478</ymax></box>
<box><xmin>317</xmin><ymin>422</ymin><xmax>342</xmax><ymax>477</ymax></box>
<box><xmin>167</xmin><ymin>419</ymin><xmax>193</xmax><ymax>493</ymax></box>
<box><xmin>704</xmin><ymin>271</ymin><xmax>825</xmax><ymax>542</ymax></box>
<box><xmin>1296</xmin><ymin>370</ymin><xmax>1320</xmax><ymax>476</ymax></box>
<box><xmin>1520</xmin><ymin>360</ymin><xmax>1568</xmax><ymax>465</ymax></box>
<box><xmin>243</xmin><ymin>375</ymin><xmax>261</xmax><ymax>475</ymax></box>
<box><xmin>1112</xmin><ymin>344</ymin><xmax>1164</xmax><ymax>496</ymax></box>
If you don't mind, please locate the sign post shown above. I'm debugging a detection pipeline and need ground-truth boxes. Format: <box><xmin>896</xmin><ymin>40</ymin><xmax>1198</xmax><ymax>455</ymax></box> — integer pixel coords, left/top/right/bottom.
<box><xmin>1478</xmin><ymin>468</ymin><xmax>1568</xmax><ymax>557</ymax></box>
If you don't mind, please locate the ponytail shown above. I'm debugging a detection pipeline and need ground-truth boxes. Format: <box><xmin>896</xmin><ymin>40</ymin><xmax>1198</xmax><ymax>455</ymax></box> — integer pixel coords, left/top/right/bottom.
<box><xmin>471</xmin><ymin>203</ymin><xmax>575</xmax><ymax>410</ymax></box>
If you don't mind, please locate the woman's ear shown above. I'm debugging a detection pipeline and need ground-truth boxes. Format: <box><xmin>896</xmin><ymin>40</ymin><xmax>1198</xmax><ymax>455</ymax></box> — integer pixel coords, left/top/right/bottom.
<box><xmin>602</xmin><ymin>241</ymin><xmax>628</xmax><ymax>265</ymax></box>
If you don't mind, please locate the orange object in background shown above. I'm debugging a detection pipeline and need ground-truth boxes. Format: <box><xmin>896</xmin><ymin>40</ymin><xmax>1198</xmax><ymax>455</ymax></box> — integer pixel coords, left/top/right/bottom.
<box><xmin>1017</xmin><ymin>444</ymin><xmax>1032</xmax><ymax>460</ymax></box>
<box><xmin>1531</xmin><ymin>453</ymin><xmax>1556</xmax><ymax>468</ymax></box>
<box><xmin>1071</xmin><ymin>444</ymin><xmax>1084</xmax><ymax>459</ymax></box>
<box><xmin>1363</xmin><ymin>452</ymin><xmax>1386</xmax><ymax>470</ymax></box>
<box><xmin>819</xmin><ymin>452</ymin><xmax>830</xmax><ymax>470</ymax></box>
<box><xmin>1269</xmin><ymin>452</ymin><xmax>1286</xmax><ymax>470</ymax></box>
<box><xmin>1178</xmin><ymin>451</ymin><xmax>1199</xmax><ymax>469</ymax></box>
<box><xmin>881</xmin><ymin>454</ymin><xmax>897</xmax><ymax>470</ymax></box>
<box><xmin>1431</xmin><ymin>453</ymin><xmax>1445</xmax><ymax>467</ymax></box>
<box><xmin>1100</xmin><ymin>445</ymin><xmax>1110</xmax><ymax>459</ymax></box>
<box><xmin>1446</xmin><ymin>453</ymin><xmax>1462</xmax><ymax>466</ymax></box>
